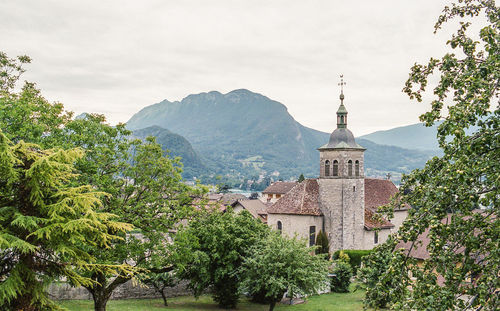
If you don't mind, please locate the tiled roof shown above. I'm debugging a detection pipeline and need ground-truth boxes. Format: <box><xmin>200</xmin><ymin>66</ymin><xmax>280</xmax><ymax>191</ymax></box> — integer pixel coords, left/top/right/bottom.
<box><xmin>364</xmin><ymin>178</ymin><xmax>399</xmax><ymax>209</ymax></box>
<box><xmin>267</xmin><ymin>179</ymin><xmax>322</xmax><ymax>216</ymax></box>
<box><xmin>262</xmin><ymin>181</ymin><xmax>298</xmax><ymax>194</ymax></box>
<box><xmin>220</xmin><ymin>193</ymin><xmax>247</xmax><ymax>205</ymax></box>
<box><xmin>364</xmin><ymin>208</ymin><xmax>394</xmax><ymax>230</ymax></box>
<box><xmin>232</xmin><ymin>199</ymin><xmax>268</xmax><ymax>221</ymax></box>
<box><xmin>364</xmin><ymin>178</ymin><xmax>399</xmax><ymax>230</ymax></box>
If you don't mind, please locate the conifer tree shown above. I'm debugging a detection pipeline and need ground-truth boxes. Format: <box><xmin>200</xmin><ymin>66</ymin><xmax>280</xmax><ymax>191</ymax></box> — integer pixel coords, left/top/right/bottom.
<box><xmin>0</xmin><ymin>132</ymin><xmax>132</xmax><ymax>311</ymax></box>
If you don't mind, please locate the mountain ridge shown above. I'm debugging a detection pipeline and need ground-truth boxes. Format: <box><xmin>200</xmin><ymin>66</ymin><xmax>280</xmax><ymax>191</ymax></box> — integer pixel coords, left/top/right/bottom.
<box><xmin>127</xmin><ymin>89</ymin><xmax>436</xmax><ymax>183</ymax></box>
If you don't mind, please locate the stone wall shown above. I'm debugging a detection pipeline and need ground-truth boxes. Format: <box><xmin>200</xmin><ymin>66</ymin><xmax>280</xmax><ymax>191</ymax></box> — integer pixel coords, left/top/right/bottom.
<box><xmin>49</xmin><ymin>279</ymin><xmax>191</xmax><ymax>301</ymax></box>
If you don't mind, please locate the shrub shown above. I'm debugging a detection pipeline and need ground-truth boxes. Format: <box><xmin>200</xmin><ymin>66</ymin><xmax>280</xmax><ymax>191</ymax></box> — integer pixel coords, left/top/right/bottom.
<box><xmin>332</xmin><ymin>249</ymin><xmax>372</xmax><ymax>273</ymax></box>
<box><xmin>330</xmin><ymin>260</ymin><xmax>353</xmax><ymax>293</ymax></box>
<box><xmin>315</xmin><ymin>230</ymin><xmax>330</xmax><ymax>257</ymax></box>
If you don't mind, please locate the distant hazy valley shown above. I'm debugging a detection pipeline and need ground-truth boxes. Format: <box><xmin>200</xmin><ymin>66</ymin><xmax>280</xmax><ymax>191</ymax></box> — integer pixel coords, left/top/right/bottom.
<box><xmin>127</xmin><ymin>89</ymin><xmax>440</xmax><ymax>187</ymax></box>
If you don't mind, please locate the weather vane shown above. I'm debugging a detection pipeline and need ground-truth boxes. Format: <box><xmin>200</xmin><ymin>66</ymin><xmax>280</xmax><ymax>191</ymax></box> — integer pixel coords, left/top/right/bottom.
<box><xmin>338</xmin><ymin>74</ymin><xmax>346</xmax><ymax>103</ymax></box>
<box><xmin>338</xmin><ymin>74</ymin><xmax>346</xmax><ymax>94</ymax></box>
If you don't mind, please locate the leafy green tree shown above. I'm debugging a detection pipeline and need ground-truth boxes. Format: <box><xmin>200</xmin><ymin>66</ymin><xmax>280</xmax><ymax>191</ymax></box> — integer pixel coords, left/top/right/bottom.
<box><xmin>58</xmin><ymin>114</ymin><xmax>203</xmax><ymax>311</ymax></box>
<box><xmin>240</xmin><ymin>232</ymin><xmax>329</xmax><ymax>311</ymax></box>
<box><xmin>0</xmin><ymin>132</ymin><xmax>132</xmax><ymax>311</ymax></box>
<box><xmin>356</xmin><ymin>237</ymin><xmax>403</xmax><ymax>309</ymax></box>
<box><xmin>174</xmin><ymin>209</ymin><xmax>269</xmax><ymax>309</ymax></box>
<box><xmin>138</xmin><ymin>271</ymin><xmax>178</xmax><ymax>306</ymax></box>
<box><xmin>0</xmin><ymin>52</ymin><xmax>72</xmax><ymax>148</ymax></box>
<box><xmin>375</xmin><ymin>1</ymin><xmax>499</xmax><ymax>310</ymax></box>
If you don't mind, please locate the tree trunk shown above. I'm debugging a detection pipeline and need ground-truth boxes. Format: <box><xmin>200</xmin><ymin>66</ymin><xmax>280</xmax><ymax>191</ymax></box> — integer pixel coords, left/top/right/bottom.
<box><xmin>92</xmin><ymin>291</ymin><xmax>111</xmax><ymax>311</ymax></box>
<box><xmin>160</xmin><ymin>290</ymin><xmax>168</xmax><ymax>306</ymax></box>
<box><xmin>269</xmin><ymin>300</ymin><xmax>276</xmax><ymax>311</ymax></box>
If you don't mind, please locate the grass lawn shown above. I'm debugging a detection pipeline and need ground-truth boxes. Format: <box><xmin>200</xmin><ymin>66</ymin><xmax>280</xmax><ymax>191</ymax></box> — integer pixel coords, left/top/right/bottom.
<box><xmin>58</xmin><ymin>290</ymin><xmax>365</xmax><ymax>311</ymax></box>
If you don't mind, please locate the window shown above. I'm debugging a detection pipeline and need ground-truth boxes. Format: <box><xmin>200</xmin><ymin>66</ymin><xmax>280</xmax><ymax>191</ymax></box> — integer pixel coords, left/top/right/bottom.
<box><xmin>355</xmin><ymin>160</ymin><xmax>360</xmax><ymax>176</ymax></box>
<box><xmin>348</xmin><ymin>160</ymin><xmax>353</xmax><ymax>176</ymax></box>
<box><xmin>353</xmin><ymin>186</ymin><xmax>356</xmax><ymax>192</ymax></box>
<box><xmin>309</xmin><ymin>226</ymin><xmax>316</xmax><ymax>246</ymax></box>
<box><xmin>276</xmin><ymin>194</ymin><xmax>281</xmax><ymax>199</ymax></box>
<box><xmin>277</xmin><ymin>221</ymin><xmax>282</xmax><ymax>234</ymax></box>
<box><xmin>324</xmin><ymin>160</ymin><xmax>330</xmax><ymax>176</ymax></box>
<box><xmin>374</xmin><ymin>231</ymin><xmax>379</xmax><ymax>244</ymax></box>
<box><xmin>333</xmin><ymin>160</ymin><xmax>339</xmax><ymax>176</ymax></box>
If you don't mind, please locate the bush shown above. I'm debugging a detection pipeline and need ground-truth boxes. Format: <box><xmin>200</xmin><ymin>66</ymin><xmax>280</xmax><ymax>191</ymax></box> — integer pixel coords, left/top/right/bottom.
<box><xmin>330</xmin><ymin>260</ymin><xmax>353</xmax><ymax>293</ymax></box>
<box><xmin>315</xmin><ymin>230</ymin><xmax>330</xmax><ymax>257</ymax></box>
<box><xmin>332</xmin><ymin>249</ymin><xmax>372</xmax><ymax>273</ymax></box>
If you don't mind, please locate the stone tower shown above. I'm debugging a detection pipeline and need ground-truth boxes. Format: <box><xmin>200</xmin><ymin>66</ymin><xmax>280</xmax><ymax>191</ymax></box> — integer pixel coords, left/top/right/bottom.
<box><xmin>317</xmin><ymin>79</ymin><xmax>366</xmax><ymax>251</ymax></box>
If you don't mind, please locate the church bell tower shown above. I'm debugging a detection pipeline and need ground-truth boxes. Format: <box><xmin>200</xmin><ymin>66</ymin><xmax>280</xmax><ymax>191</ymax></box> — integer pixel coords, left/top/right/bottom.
<box><xmin>317</xmin><ymin>75</ymin><xmax>366</xmax><ymax>251</ymax></box>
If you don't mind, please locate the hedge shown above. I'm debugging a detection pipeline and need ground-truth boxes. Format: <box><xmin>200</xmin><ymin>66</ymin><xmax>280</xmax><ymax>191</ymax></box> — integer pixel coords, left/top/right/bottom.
<box><xmin>332</xmin><ymin>249</ymin><xmax>373</xmax><ymax>273</ymax></box>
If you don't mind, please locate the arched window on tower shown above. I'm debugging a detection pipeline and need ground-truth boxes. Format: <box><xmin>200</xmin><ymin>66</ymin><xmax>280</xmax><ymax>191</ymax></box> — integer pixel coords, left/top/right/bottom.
<box><xmin>340</xmin><ymin>115</ymin><xmax>344</xmax><ymax>124</ymax></box>
<box><xmin>333</xmin><ymin>160</ymin><xmax>339</xmax><ymax>176</ymax></box>
<box><xmin>348</xmin><ymin>160</ymin><xmax>353</xmax><ymax>176</ymax></box>
<box><xmin>355</xmin><ymin>160</ymin><xmax>360</xmax><ymax>177</ymax></box>
<box><xmin>277</xmin><ymin>221</ymin><xmax>282</xmax><ymax>234</ymax></box>
<box><xmin>324</xmin><ymin>160</ymin><xmax>330</xmax><ymax>177</ymax></box>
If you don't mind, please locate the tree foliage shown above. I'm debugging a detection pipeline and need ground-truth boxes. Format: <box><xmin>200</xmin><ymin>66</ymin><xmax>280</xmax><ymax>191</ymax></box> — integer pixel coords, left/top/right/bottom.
<box><xmin>0</xmin><ymin>52</ymin><xmax>72</xmax><ymax>149</ymax></box>
<box><xmin>357</xmin><ymin>237</ymin><xmax>403</xmax><ymax>310</ymax></box>
<box><xmin>0</xmin><ymin>132</ymin><xmax>132</xmax><ymax>311</ymax></box>
<box><xmin>58</xmin><ymin>114</ymin><xmax>203</xmax><ymax>311</ymax></box>
<box><xmin>174</xmin><ymin>209</ymin><xmax>268</xmax><ymax>309</ymax></box>
<box><xmin>314</xmin><ymin>230</ymin><xmax>330</xmax><ymax>256</ymax></box>
<box><xmin>240</xmin><ymin>232</ymin><xmax>329</xmax><ymax>311</ymax></box>
<box><xmin>374</xmin><ymin>1</ymin><xmax>499</xmax><ymax>310</ymax></box>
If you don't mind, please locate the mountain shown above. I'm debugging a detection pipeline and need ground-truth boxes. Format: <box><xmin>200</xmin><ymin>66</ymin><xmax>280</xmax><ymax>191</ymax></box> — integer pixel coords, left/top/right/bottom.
<box><xmin>127</xmin><ymin>89</ymin><xmax>434</xmax><ymax>182</ymax></box>
<box><xmin>132</xmin><ymin>126</ymin><xmax>205</xmax><ymax>179</ymax></box>
<box><xmin>359</xmin><ymin>122</ymin><xmax>442</xmax><ymax>151</ymax></box>
<box><xmin>127</xmin><ymin>89</ymin><xmax>327</xmax><ymax>179</ymax></box>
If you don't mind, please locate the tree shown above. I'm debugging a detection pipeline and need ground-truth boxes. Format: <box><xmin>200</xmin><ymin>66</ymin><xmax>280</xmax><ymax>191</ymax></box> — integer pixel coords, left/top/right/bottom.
<box><xmin>357</xmin><ymin>237</ymin><xmax>403</xmax><ymax>309</ymax></box>
<box><xmin>314</xmin><ymin>230</ymin><xmax>330</xmax><ymax>256</ymax></box>
<box><xmin>138</xmin><ymin>271</ymin><xmax>178</xmax><ymax>306</ymax></box>
<box><xmin>0</xmin><ymin>132</ymin><xmax>132</xmax><ymax>311</ymax></box>
<box><xmin>240</xmin><ymin>232</ymin><xmax>329</xmax><ymax>311</ymax></box>
<box><xmin>297</xmin><ymin>174</ymin><xmax>305</xmax><ymax>183</ymax></box>
<box><xmin>375</xmin><ymin>1</ymin><xmax>499</xmax><ymax>310</ymax></box>
<box><xmin>59</xmin><ymin>114</ymin><xmax>203</xmax><ymax>311</ymax></box>
<box><xmin>174</xmin><ymin>209</ymin><xmax>269</xmax><ymax>309</ymax></box>
<box><xmin>0</xmin><ymin>52</ymin><xmax>72</xmax><ymax>148</ymax></box>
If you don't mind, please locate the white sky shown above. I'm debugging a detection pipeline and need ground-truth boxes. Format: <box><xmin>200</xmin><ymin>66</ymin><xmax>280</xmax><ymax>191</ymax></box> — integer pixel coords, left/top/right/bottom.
<box><xmin>1</xmin><ymin>0</ymin><xmax>458</xmax><ymax>136</ymax></box>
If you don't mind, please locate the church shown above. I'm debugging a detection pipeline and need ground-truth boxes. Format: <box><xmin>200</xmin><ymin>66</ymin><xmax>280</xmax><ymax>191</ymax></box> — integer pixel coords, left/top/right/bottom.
<box><xmin>263</xmin><ymin>84</ymin><xmax>408</xmax><ymax>252</ymax></box>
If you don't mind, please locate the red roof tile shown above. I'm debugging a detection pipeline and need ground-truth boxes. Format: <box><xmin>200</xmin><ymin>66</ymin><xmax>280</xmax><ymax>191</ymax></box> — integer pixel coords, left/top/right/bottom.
<box><xmin>262</xmin><ymin>181</ymin><xmax>298</xmax><ymax>194</ymax></box>
<box><xmin>364</xmin><ymin>178</ymin><xmax>399</xmax><ymax>209</ymax></box>
<box><xmin>267</xmin><ymin>179</ymin><xmax>322</xmax><ymax>216</ymax></box>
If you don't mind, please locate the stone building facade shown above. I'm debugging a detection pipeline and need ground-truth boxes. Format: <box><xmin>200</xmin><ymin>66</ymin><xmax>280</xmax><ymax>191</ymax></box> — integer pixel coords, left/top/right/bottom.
<box><xmin>266</xmin><ymin>89</ymin><xmax>407</xmax><ymax>252</ymax></box>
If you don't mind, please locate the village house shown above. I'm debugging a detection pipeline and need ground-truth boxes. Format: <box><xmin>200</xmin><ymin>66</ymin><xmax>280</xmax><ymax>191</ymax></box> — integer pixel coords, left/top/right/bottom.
<box><xmin>260</xmin><ymin>181</ymin><xmax>298</xmax><ymax>204</ymax></box>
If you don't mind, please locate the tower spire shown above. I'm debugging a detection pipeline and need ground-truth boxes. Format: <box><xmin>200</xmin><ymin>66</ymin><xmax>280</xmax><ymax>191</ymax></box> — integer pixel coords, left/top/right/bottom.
<box><xmin>337</xmin><ymin>74</ymin><xmax>348</xmax><ymax>129</ymax></box>
<box><xmin>338</xmin><ymin>74</ymin><xmax>346</xmax><ymax>104</ymax></box>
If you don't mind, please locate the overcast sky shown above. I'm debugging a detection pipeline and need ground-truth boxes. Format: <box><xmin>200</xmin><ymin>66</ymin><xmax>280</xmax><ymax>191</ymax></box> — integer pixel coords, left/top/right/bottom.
<box><xmin>1</xmin><ymin>0</ymin><xmax>457</xmax><ymax>135</ymax></box>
